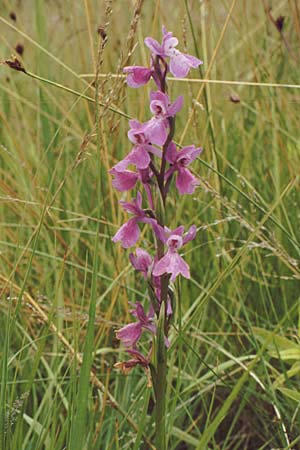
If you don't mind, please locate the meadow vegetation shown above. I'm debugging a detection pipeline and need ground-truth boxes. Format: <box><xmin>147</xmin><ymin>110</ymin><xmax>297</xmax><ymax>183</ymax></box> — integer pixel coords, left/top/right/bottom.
<box><xmin>0</xmin><ymin>1</ymin><xmax>300</xmax><ymax>449</ymax></box>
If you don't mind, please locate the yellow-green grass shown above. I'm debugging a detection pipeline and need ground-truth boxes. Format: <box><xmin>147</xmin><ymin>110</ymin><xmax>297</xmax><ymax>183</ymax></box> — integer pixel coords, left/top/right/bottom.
<box><xmin>0</xmin><ymin>1</ymin><xmax>300</xmax><ymax>449</ymax></box>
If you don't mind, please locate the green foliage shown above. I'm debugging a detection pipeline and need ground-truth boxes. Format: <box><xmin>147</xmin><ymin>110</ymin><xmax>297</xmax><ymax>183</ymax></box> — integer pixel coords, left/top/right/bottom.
<box><xmin>0</xmin><ymin>1</ymin><xmax>300</xmax><ymax>449</ymax></box>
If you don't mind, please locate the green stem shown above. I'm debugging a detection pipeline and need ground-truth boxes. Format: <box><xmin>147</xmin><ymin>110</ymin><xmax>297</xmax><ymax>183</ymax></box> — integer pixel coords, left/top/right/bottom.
<box><xmin>155</xmin><ymin>351</ymin><xmax>167</xmax><ymax>450</ymax></box>
<box><xmin>159</xmin><ymin>116</ymin><xmax>175</xmax><ymax>205</ymax></box>
<box><xmin>151</xmin><ymin>79</ymin><xmax>176</xmax><ymax>448</ymax></box>
<box><xmin>154</xmin><ymin>302</ymin><xmax>167</xmax><ymax>450</ymax></box>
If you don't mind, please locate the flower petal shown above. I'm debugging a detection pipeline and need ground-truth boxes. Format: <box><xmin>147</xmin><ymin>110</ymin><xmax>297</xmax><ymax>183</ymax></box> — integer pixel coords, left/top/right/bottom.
<box><xmin>176</xmin><ymin>167</ymin><xmax>199</xmax><ymax>194</ymax></box>
<box><xmin>169</xmin><ymin>226</ymin><xmax>185</xmax><ymax>237</ymax></box>
<box><xmin>177</xmin><ymin>145</ymin><xmax>202</xmax><ymax>166</ymax></box>
<box><xmin>152</xmin><ymin>252</ymin><xmax>172</xmax><ymax>277</ymax></box>
<box><xmin>116</xmin><ymin>322</ymin><xmax>142</xmax><ymax>347</ymax></box>
<box><xmin>184</xmin><ymin>53</ymin><xmax>203</xmax><ymax>68</ymax></box>
<box><xmin>112</xmin><ymin>218</ymin><xmax>140</xmax><ymax>248</ymax></box>
<box><xmin>123</xmin><ymin>66</ymin><xmax>152</xmax><ymax>88</ymax></box>
<box><xmin>165</xmin><ymin>142</ymin><xmax>177</xmax><ymax>163</ymax></box>
<box><xmin>131</xmin><ymin>302</ymin><xmax>148</xmax><ymax>323</ymax></box>
<box><xmin>146</xmin><ymin>118</ymin><xmax>168</xmax><ymax>146</ymax></box>
<box><xmin>153</xmin><ymin>250</ymin><xmax>190</xmax><ymax>281</ymax></box>
<box><xmin>169</xmin><ymin>52</ymin><xmax>191</xmax><ymax>78</ymax></box>
<box><xmin>110</xmin><ymin>168</ymin><xmax>138</xmax><ymax>191</ymax></box>
<box><xmin>129</xmin><ymin>248</ymin><xmax>153</xmax><ymax>275</ymax></box>
<box><xmin>167</xmin><ymin>95</ymin><xmax>184</xmax><ymax>116</ymax></box>
<box><xmin>144</xmin><ymin>37</ymin><xmax>163</xmax><ymax>55</ymax></box>
<box><xmin>169</xmin><ymin>252</ymin><xmax>190</xmax><ymax>281</ymax></box>
<box><xmin>183</xmin><ymin>225</ymin><xmax>197</xmax><ymax>245</ymax></box>
<box><xmin>115</xmin><ymin>146</ymin><xmax>150</xmax><ymax>171</ymax></box>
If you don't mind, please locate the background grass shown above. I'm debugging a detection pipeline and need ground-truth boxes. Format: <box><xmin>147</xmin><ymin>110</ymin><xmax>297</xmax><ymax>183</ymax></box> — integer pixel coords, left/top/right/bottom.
<box><xmin>1</xmin><ymin>0</ymin><xmax>300</xmax><ymax>449</ymax></box>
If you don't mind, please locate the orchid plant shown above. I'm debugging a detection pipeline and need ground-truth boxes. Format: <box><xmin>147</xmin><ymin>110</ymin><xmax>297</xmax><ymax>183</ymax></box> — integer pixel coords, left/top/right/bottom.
<box><xmin>111</xmin><ymin>27</ymin><xmax>202</xmax><ymax>449</ymax></box>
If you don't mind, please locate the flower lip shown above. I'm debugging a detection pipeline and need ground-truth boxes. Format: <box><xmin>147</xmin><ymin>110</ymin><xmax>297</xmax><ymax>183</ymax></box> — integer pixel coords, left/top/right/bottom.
<box><xmin>167</xmin><ymin>234</ymin><xmax>183</xmax><ymax>250</ymax></box>
<box><xmin>128</xmin><ymin>120</ymin><xmax>149</xmax><ymax>145</ymax></box>
<box><xmin>163</xmin><ymin>37</ymin><xmax>179</xmax><ymax>56</ymax></box>
<box><xmin>149</xmin><ymin>91</ymin><xmax>183</xmax><ymax>119</ymax></box>
<box><xmin>150</xmin><ymin>100</ymin><xmax>167</xmax><ymax>117</ymax></box>
<box><xmin>177</xmin><ymin>156</ymin><xmax>190</xmax><ymax>167</ymax></box>
<box><xmin>130</xmin><ymin>131</ymin><xmax>147</xmax><ymax>145</ymax></box>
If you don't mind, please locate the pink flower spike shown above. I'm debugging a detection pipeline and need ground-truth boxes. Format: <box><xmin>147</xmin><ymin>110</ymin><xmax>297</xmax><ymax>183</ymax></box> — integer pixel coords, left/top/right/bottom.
<box><xmin>114</xmin><ymin>349</ymin><xmax>152</xmax><ymax>379</ymax></box>
<box><xmin>169</xmin><ymin>225</ymin><xmax>185</xmax><ymax>237</ymax></box>
<box><xmin>123</xmin><ymin>66</ymin><xmax>152</xmax><ymax>88</ymax></box>
<box><xmin>127</xmin><ymin>118</ymin><xmax>168</xmax><ymax>148</ymax></box>
<box><xmin>131</xmin><ymin>302</ymin><xmax>169</xmax><ymax>347</ymax></box>
<box><xmin>126</xmin><ymin>348</ymin><xmax>149</xmax><ymax>363</ymax></box>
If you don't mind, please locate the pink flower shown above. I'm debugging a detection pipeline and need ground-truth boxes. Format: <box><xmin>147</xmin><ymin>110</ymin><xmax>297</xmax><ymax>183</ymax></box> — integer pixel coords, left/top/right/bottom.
<box><xmin>145</xmin><ymin>27</ymin><xmax>203</xmax><ymax>78</ymax></box>
<box><xmin>128</xmin><ymin>118</ymin><xmax>167</xmax><ymax>147</ymax></box>
<box><xmin>114</xmin><ymin>348</ymin><xmax>154</xmax><ymax>386</ymax></box>
<box><xmin>150</xmin><ymin>273</ymin><xmax>173</xmax><ymax>316</ymax></box>
<box><xmin>109</xmin><ymin>167</ymin><xmax>153</xmax><ymax>193</ymax></box>
<box><xmin>112</xmin><ymin>192</ymin><xmax>157</xmax><ymax>248</ymax></box>
<box><xmin>129</xmin><ymin>249</ymin><xmax>172</xmax><ymax>314</ymax></box>
<box><xmin>165</xmin><ymin>142</ymin><xmax>202</xmax><ymax>194</ymax></box>
<box><xmin>123</xmin><ymin>66</ymin><xmax>152</xmax><ymax>88</ymax></box>
<box><xmin>129</xmin><ymin>248</ymin><xmax>153</xmax><ymax>278</ymax></box>
<box><xmin>116</xmin><ymin>302</ymin><xmax>156</xmax><ymax>348</ymax></box>
<box><xmin>114</xmin><ymin>348</ymin><xmax>150</xmax><ymax>376</ymax></box>
<box><xmin>153</xmin><ymin>225</ymin><xmax>197</xmax><ymax>281</ymax></box>
<box><xmin>129</xmin><ymin>248</ymin><xmax>175</xmax><ymax>321</ymax></box>
<box><xmin>114</xmin><ymin>119</ymin><xmax>163</xmax><ymax>172</ymax></box>
<box><xmin>110</xmin><ymin>168</ymin><xmax>138</xmax><ymax>192</ymax></box>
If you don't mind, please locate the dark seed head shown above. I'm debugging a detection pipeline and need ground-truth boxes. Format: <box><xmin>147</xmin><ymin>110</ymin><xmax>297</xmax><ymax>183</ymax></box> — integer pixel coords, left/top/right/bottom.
<box><xmin>97</xmin><ymin>26</ymin><xmax>107</xmax><ymax>40</ymax></box>
<box><xmin>4</xmin><ymin>57</ymin><xmax>26</xmax><ymax>74</ymax></box>
<box><xmin>9</xmin><ymin>12</ymin><xmax>17</xmax><ymax>21</ymax></box>
<box><xmin>15</xmin><ymin>43</ymin><xmax>24</xmax><ymax>56</ymax></box>
<box><xmin>275</xmin><ymin>15</ymin><xmax>285</xmax><ymax>32</ymax></box>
